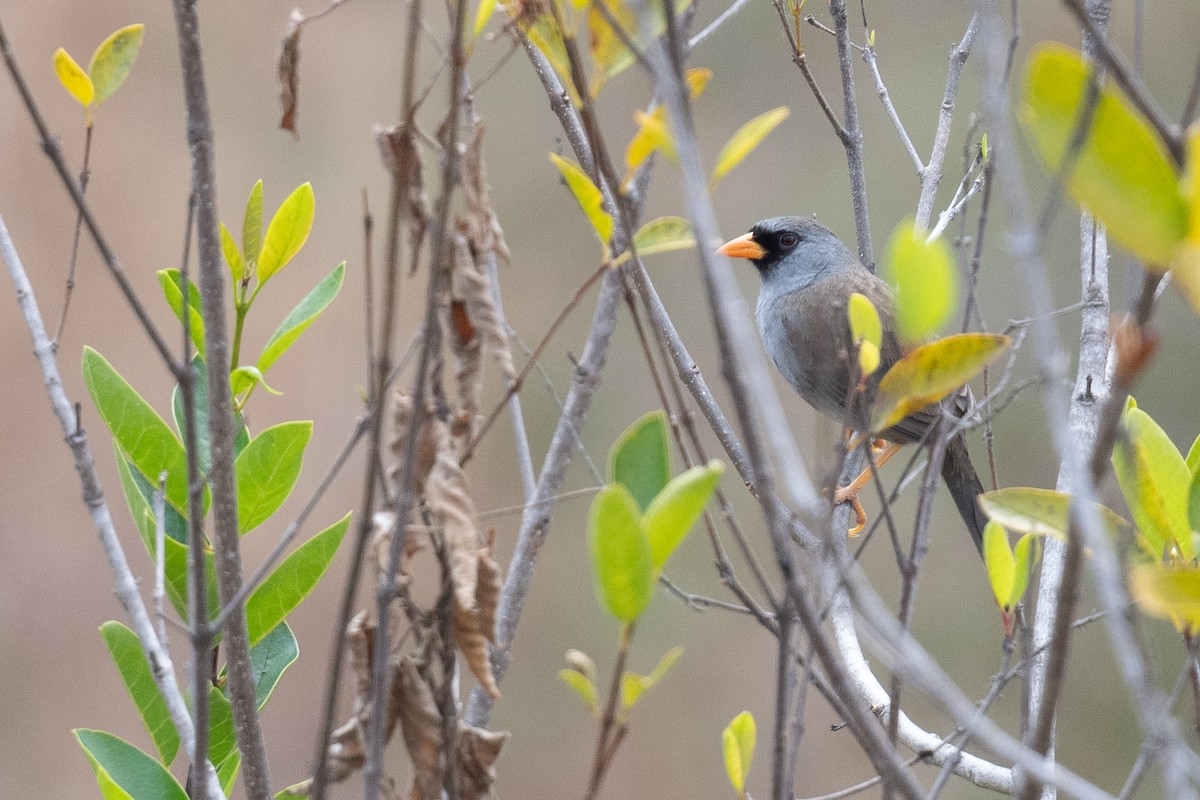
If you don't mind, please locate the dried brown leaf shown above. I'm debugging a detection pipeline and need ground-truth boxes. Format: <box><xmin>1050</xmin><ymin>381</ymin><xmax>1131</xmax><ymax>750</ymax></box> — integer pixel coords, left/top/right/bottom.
<box><xmin>375</xmin><ymin>123</ymin><xmax>430</xmax><ymax>275</ymax></box>
<box><xmin>398</xmin><ymin>656</ymin><xmax>443</xmax><ymax>800</ymax></box>
<box><xmin>277</xmin><ymin>11</ymin><xmax>302</xmax><ymax>136</ymax></box>
<box><xmin>389</xmin><ymin>394</ymin><xmax>439</xmax><ymax>495</ymax></box>
<box><xmin>455</xmin><ymin>723</ymin><xmax>509</xmax><ymax>800</ymax></box>
<box><xmin>460</xmin><ymin>123</ymin><xmax>511</xmax><ymax>264</ymax></box>
<box><xmin>425</xmin><ymin>417</ymin><xmax>483</xmax><ymax>611</ymax></box>
<box><xmin>475</xmin><ymin>546</ymin><xmax>502</xmax><ymax>646</ymax></box>
<box><xmin>447</xmin><ymin>233</ymin><xmax>485</xmax><ymax>424</ymax></box>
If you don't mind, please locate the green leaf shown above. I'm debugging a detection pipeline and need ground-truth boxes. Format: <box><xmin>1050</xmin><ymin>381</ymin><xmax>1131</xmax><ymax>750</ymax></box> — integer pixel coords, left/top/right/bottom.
<box><xmin>1186</xmin><ymin>433</ymin><xmax>1200</xmax><ymax>475</ymax></box>
<box><xmin>588</xmin><ymin>484</ymin><xmax>653</xmax><ymax>623</ymax></box>
<box><xmin>711</xmin><ymin>107</ymin><xmax>790</xmax><ymax>188</ymax></box>
<box><xmin>1112</xmin><ymin>399</ymin><xmax>1193</xmax><ymax>559</ymax></box>
<box><xmin>74</xmin><ymin>729</ymin><xmax>188</xmax><ymax>800</ymax></box>
<box><xmin>236</xmin><ymin>421</ymin><xmax>313</xmax><ymax>534</ymax></box>
<box><xmin>643</xmin><ymin>460</ymin><xmax>723</xmax><ymax>569</ymax></box>
<box><xmin>220</xmin><ymin>222</ymin><xmax>244</xmax><ymax>286</ymax></box>
<box><xmin>559</xmin><ymin>669</ymin><xmax>598</xmax><ymax>713</ymax></box>
<box><xmin>722</xmin><ymin>711</ymin><xmax>756</xmax><ymax>795</ymax></box>
<box><xmin>885</xmin><ymin>220</ymin><xmax>957</xmax><ymax>342</ymax></box>
<box><xmin>1129</xmin><ymin>563</ymin><xmax>1200</xmax><ymax>633</ymax></box>
<box><xmin>207</xmin><ymin>685</ymin><xmax>238</xmax><ymax>770</ymax></box>
<box><xmin>158</xmin><ymin>270</ymin><xmax>206</xmax><ymax>361</ymax></box>
<box><xmin>549</xmin><ymin>153</ymin><xmax>613</xmax><ymax>247</ymax></box>
<box><xmin>1021</xmin><ymin>43</ymin><xmax>1187</xmax><ymax>267</ymax></box>
<box><xmin>610</xmin><ymin>216</ymin><xmax>695</xmax><ymax>266</ymax></box>
<box><xmin>231</xmin><ymin>365</ymin><xmax>283</xmax><ymax>399</ymax></box>
<box><xmin>243</xmin><ymin>179</ymin><xmax>264</xmax><ymax>268</ymax></box>
<box><xmin>245</xmin><ymin>513</ymin><xmax>350</xmax><ymax>647</ymax></box>
<box><xmin>870</xmin><ymin>333</ymin><xmax>1010</xmax><ymax>433</ymax></box>
<box><xmin>83</xmin><ymin>347</ymin><xmax>195</xmax><ymax>517</ymax></box>
<box><xmin>217</xmin><ymin>752</ymin><xmax>241</xmax><ymax>797</ymax></box>
<box><xmin>257</xmin><ymin>182</ymin><xmax>315</xmax><ymax>284</ymax></box>
<box><xmin>609</xmin><ymin>410</ymin><xmax>670</xmax><ymax>512</ymax></box>
<box><xmin>99</xmin><ymin>622</ymin><xmax>179</xmax><ymax>765</ymax></box>
<box><xmin>250</xmin><ymin>622</ymin><xmax>299</xmax><ymax>709</ymax></box>
<box><xmin>54</xmin><ymin>48</ymin><xmax>94</xmax><ymax>108</ymax></box>
<box><xmin>257</xmin><ymin>263</ymin><xmax>345</xmax><ymax>374</ymax></box>
<box><xmin>170</xmin><ymin>355</ymin><xmax>210</xmax><ymax>475</ymax></box>
<box><xmin>979</xmin><ymin>486</ymin><xmax>1130</xmax><ymax>540</ymax></box>
<box><xmin>88</xmin><ymin>24</ymin><xmax>144</xmax><ymax>105</ymax></box>
<box><xmin>117</xmin><ymin>447</ymin><xmax>187</xmax><ymax>546</ymax></box>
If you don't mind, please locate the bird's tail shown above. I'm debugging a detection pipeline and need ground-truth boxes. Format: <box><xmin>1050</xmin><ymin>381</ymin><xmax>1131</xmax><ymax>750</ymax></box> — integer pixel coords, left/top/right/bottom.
<box><xmin>941</xmin><ymin>435</ymin><xmax>988</xmax><ymax>554</ymax></box>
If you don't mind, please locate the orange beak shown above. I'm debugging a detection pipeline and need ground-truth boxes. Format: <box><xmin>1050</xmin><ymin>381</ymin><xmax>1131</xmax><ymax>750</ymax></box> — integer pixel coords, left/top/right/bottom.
<box><xmin>717</xmin><ymin>231</ymin><xmax>766</xmax><ymax>260</ymax></box>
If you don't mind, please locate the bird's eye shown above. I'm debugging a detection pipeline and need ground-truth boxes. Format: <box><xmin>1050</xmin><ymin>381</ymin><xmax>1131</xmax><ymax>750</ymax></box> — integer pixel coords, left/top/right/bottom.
<box><xmin>778</xmin><ymin>232</ymin><xmax>801</xmax><ymax>249</ymax></box>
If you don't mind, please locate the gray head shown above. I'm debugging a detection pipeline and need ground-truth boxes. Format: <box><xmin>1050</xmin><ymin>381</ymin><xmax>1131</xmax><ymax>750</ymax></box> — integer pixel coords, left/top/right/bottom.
<box><xmin>718</xmin><ymin>216</ymin><xmax>858</xmax><ymax>293</ymax></box>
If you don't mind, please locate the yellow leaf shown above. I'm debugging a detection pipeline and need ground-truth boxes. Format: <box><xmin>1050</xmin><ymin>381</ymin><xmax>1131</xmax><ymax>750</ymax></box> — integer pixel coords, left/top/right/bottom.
<box><xmin>685</xmin><ymin>67</ymin><xmax>713</xmax><ymax>98</ymax></box>
<box><xmin>549</xmin><ymin>153</ymin><xmax>613</xmax><ymax>247</ymax></box>
<box><xmin>722</xmin><ymin>711</ymin><xmax>755</xmax><ymax>795</ymax></box>
<box><xmin>522</xmin><ymin>12</ymin><xmax>577</xmax><ymax>104</ymax></box>
<box><xmin>612</xmin><ymin>216</ymin><xmax>695</xmax><ymax>266</ymax></box>
<box><xmin>588</xmin><ymin>0</ymin><xmax>693</xmax><ymax>97</ymax></box>
<box><xmin>711</xmin><ymin>106</ymin><xmax>790</xmax><ymax>188</ymax></box>
<box><xmin>54</xmin><ymin>48</ymin><xmax>94</xmax><ymax>108</ymax></box>
<box><xmin>857</xmin><ymin>340</ymin><xmax>880</xmax><ymax>377</ymax></box>
<box><xmin>886</xmin><ymin>219</ymin><xmax>956</xmax><ymax>343</ymax></box>
<box><xmin>847</xmin><ymin>292</ymin><xmax>882</xmax><ymax>348</ymax></box>
<box><xmin>983</xmin><ymin>519</ymin><xmax>1015</xmax><ymax>610</ymax></box>
<box><xmin>870</xmin><ymin>333</ymin><xmax>1009</xmax><ymax>433</ymax></box>
<box><xmin>1021</xmin><ymin>43</ymin><xmax>1187</xmax><ymax>267</ymax></box>
<box><xmin>89</xmin><ymin>23</ymin><xmax>144</xmax><ymax>104</ymax></box>
<box><xmin>624</xmin><ymin>108</ymin><xmax>677</xmax><ymax>188</ymax></box>
<box><xmin>558</xmin><ymin>669</ymin><xmax>598</xmax><ymax>713</ymax></box>
<box><xmin>978</xmin><ymin>486</ymin><xmax>1130</xmax><ymax>540</ymax></box>
<box><xmin>1130</xmin><ymin>563</ymin><xmax>1200</xmax><ymax>633</ymax></box>
<box><xmin>474</xmin><ymin>0</ymin><xmax>498</xmax><ymax>37</ymax></box>
<box><xmin>1172</xmin><ymin>128</ymin><xmax>1200</xmax><ymax>311</ymax></box>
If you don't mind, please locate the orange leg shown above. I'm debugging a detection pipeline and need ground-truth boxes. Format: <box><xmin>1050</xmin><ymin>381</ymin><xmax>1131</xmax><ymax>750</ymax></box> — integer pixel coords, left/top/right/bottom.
<box><xmin>832</xmin><ymin>440</ymin><xmax>903</xmax><ymax>535</ymax></box>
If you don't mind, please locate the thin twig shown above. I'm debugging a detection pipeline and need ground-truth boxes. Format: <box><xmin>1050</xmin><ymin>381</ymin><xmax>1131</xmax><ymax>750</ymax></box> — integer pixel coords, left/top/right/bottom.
<box><xmin>53</xmin><ymin>121</ymin><xmax>93</xmax><ymax>346</ymax></box>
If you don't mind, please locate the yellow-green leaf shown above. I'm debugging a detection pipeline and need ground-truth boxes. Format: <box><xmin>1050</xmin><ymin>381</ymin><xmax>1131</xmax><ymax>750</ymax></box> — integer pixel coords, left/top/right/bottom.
<box><xmin>870</xmin><ymin>333</ymin><xmax>1009</xmax><ymax>433</ymax></box>
<box><xmin>1173</xmin><ymin>129</ymin><xmax>1200</xmax><ymax>311</ymax></box>
<box><xmin>587</xmin><ymin>1</ymin><xmax>636</xmax><ymax>97</ymax></box>
<box><xmin>711</xmin><ymin>106</ymin><xmax>790</xmax><ymax>188</ymax></box>
<box><xmin>220</xmin><ymin>222</ymin><xmax>244</xmax><ymax>285</ymax></box>
<box><xmin>847</xmin><ymin>292</ymin><xmax>882</xmax><ymax>348</ymax></box>
<box><xmin>588</xmin><ymin>484</ymin><xmax>653</xmax><ymax>623</ymax></box>
<box><xmin>89</xmin><ymin>24</ymin><xmax>144</xmax><ymax>104</ymax></box>
<box><xmin>257</xmin><ymin>182</ymin><xmax>315</xmax><ymax>284</ymax></box>
<box><xmin>1112</xmin><ymin>399</ymin><xmax>1192</xmax><ymax>559</ymax></box>
<box><xmin>722</xmin><ymin>711</ymin><xmax>756</xmax><ymax>795</ymax></box>
<box><xmin>243</xmin><ymin>179</ymin><xmax>264</xmax><ymax>268</ymax></box>
<box><xmin>1129</xmin><ymin>563</ymin><xmax>1200</xmax><ymax>633</ymax></box>
<box><xmin>978</xmin><ymin>486</ymin><xmax>1129</xmax><ymax>540</ymax></box>
<box><xmin>983</xmin><ymin>519</ymin><xmax>1016</xmax><ymax>611</ymax></box>
<box><xmin>1021</xmin><ymin>43</ymin><xmax>1187</xmax><ymax>267</ymax></box>
<box><xmin>611</xmin><ymin>216</ymin><xmax>695</xmax><ymax>266</ymax></box>
<box><xmin>1011</xmin><ymin>534</ymin><xmax>1036</xmax><ymax>605</ymax></box>
<box><xmin>644</xmin><ymin>461</ymin><xmax>723</xmax><ymax>570</ymax></box>
<box><xmin>550</xmin><ymin>153</ymin><xmax>613</xmax><ymax>247</ymax></box>
<box><xmin>885</xmin><ymin>219</ymin><xmax>957</xmax><ymax>343</ymax></box>
<box><xmin>559</xmin><ymin>668</ymin><xmax>598</xmax><ymax>713</ymax></box>
<box><xmin>620</xmin><ymin>646</ymin><xmax>683</xmax><ymax>710</ymax></box>
<box><xmin>54</xmin><ymin>48</ymin><xmax>94</xmax><ymax>108</ymax></box>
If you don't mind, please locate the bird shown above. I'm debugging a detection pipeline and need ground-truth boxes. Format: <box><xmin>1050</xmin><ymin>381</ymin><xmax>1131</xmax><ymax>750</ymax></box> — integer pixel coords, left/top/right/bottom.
<box><xmin>717</xmin><ymin>215</ymin><xmax>988</xmax><ymax>552</ymax></box>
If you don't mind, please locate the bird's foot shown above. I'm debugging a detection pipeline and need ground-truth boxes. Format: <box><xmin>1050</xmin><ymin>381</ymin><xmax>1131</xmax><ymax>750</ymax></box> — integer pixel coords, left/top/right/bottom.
<box><xmin>830</xmin><ymin>439</ymin><xmax>902</xmax><ymax>536</ymax></box>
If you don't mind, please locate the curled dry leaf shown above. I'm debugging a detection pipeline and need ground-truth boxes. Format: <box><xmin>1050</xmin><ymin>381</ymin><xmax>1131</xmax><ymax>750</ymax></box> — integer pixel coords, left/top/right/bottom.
<box><xmin>389</xmin><ymin>394</ymin><xmax>439</xmax><ymax>495</ymax></box>
<box><xmin>277</xmin><ymin>10</ymin><xmax>303</xmax><ymax>136</ymax></box>
<box><xmin>454</xmin><ymin>547</ymin><xmax>503</xmax><ymax>699</ymax></box>
<box><xmin>375</xmin><ymin>123</ymin><xmax>430</xmax><ymax>273</ymax></box>
<box><xmin>399</xmin><ymin>656</ymin><xmax>444</xmax><ymax>800</ymax></box>
<box><xmin>447</xmin><ymin>231</ymin><xmax>485</xmax><ymax>426</ymax></box>
<box><xmin>460</xmin><ymin>122</ymin><xmax>512</xmax><ymax>265</ymax></box>
<box><xmin>455</xmin><ymin>724</ymin><xmax>509</xmax><ymax>800</ymax></box>
<box><xmin>425</xmin><ymin>416</ymin><xmax>483</xmax><ymax>612</ymax></box>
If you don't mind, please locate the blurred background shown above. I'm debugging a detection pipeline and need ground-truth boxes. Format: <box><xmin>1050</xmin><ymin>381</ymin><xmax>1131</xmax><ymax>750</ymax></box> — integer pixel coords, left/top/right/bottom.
<box><xmin>2</xmin><ymin>1</ymin><xmax>1199</xmax><ymax>797</ymax></box>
